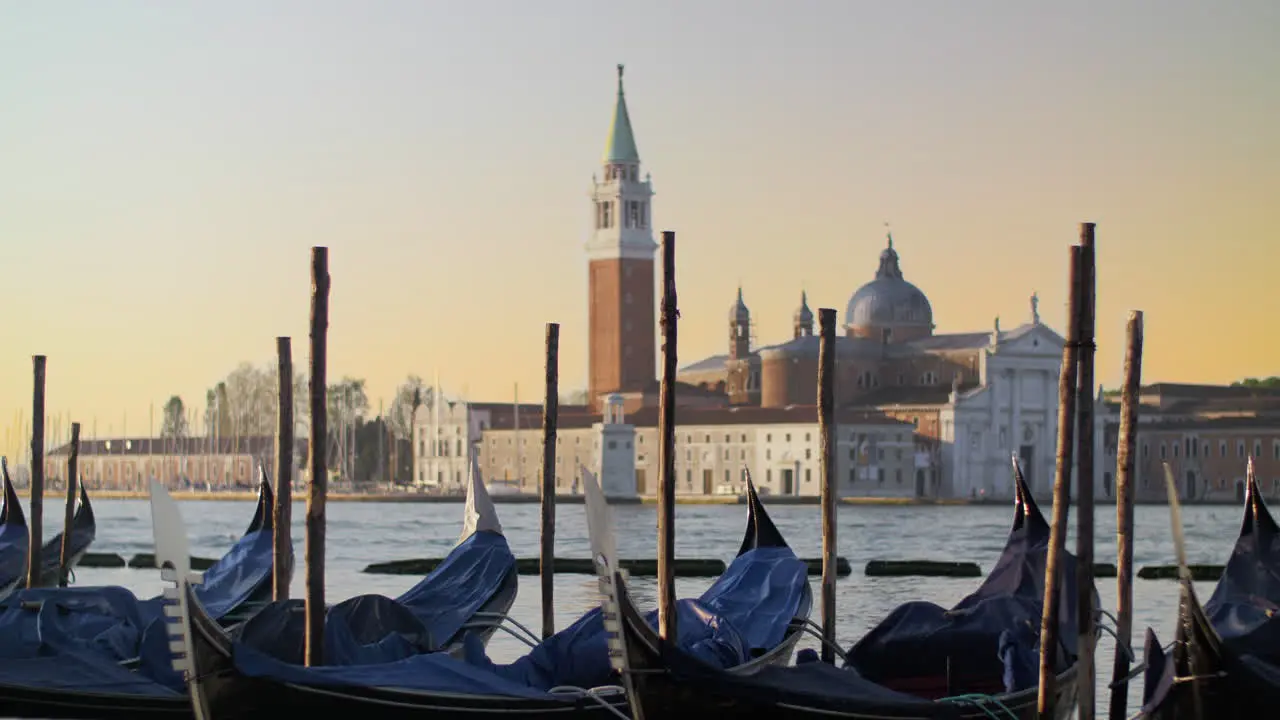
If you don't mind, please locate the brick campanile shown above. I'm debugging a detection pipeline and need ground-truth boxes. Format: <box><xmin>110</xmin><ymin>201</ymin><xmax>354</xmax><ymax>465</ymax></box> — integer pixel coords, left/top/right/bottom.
<box><xmin>586</xmin><ymin>64</ymin><xmax>657</xmax><ymax>407</ymax></box>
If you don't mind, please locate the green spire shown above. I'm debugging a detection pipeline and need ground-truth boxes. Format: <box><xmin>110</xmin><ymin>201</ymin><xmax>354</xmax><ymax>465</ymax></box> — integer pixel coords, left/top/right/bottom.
<box><xmin>602</xmin><ymin>64</ymin><xmax>640</xmax><ymax>165</ymax></box>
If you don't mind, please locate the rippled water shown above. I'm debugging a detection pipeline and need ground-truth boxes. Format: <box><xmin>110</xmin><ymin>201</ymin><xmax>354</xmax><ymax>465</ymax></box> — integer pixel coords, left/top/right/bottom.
<box><xmin>65</xmin><ymin>498</ymin><xmax>1238</xmax><ymax>715</ymax></box>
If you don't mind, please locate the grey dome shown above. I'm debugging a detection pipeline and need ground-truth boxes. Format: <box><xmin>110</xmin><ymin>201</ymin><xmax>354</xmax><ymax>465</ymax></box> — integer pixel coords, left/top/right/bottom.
<box><xmin>844</xmin><ymin>237</ymin><xmax>934</xmax><ymax>330</ymax></box>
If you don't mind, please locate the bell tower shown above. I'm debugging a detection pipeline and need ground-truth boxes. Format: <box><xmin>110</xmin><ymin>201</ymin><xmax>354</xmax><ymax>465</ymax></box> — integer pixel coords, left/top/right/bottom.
<box><xmin>729</xmin><ymin>288</ymin><xmax>751</xmax><ymax>359</ymax></box>
<box><xmin>587</xmin><ymin>64</ymin><xmax>657</xmax><ymax>408</ymax></box>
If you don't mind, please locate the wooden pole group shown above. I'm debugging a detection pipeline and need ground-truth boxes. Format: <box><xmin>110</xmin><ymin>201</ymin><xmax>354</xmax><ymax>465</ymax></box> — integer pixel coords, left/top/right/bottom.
<box><xmin>1074</xmin><ymin>223</ymin><xmax>1099</xmax><ymax>720</ymax></box>
<box><xmin>1037</xmin><ymin>229</ymin><xmax>1090</xmax><ymax>718</ymax></box>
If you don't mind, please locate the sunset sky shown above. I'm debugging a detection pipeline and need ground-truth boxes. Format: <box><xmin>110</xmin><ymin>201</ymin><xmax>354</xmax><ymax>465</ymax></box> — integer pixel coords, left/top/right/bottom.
<box><xmin>1</xmin><ymin>0</ymin><xmax>1276</xmax><ymax>447</ymax></box>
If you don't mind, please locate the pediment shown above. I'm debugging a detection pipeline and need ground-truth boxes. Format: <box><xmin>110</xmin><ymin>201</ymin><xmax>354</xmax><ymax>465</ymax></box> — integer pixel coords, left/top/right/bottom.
<box><xmin>997</xmin><ymin>323</ymin><xmax>1065</xmax><ymax>356</ymax></box>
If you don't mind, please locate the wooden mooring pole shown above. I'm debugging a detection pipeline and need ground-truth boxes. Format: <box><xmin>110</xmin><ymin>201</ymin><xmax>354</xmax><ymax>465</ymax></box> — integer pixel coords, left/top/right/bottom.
<box><xmin>817</xmin><ymin>308</ymin><xmax>838</xmax><ymax>663</ymax></box>
<box><xmin>1075</xmin><ymin>222</ymin><xmax>1099</xmax><ymax>720</ymax></box>
<box><xmin>274</xmin><ymin>336</ymin><xmax>294</xmax><ymax>601</ymax></box>
<box><xmin>58</xmin><ymin>422</ymin><xmax>80</xmax><ymax>587</ymax></box>
<box><xmin>656</xmin><ymin>230</ymin><xmax>679</xmax><ymax>644</ymax></box>
<box><xmin>1107</xmin><ymin>311</ymin><xmax>1144</xmax><ymax>720</ymax></box>
<box><xmin>305</xmin><ymin>247</ymin><xmax>330</xmax><ymax>667</ymax></box>
<box><xmin>540</xmin><ymin>323</ymin><xmax>559</xmax><ymax>640</ymax></box>
<box><xmin>1036</xmin><ymin>244</ymin><xmax>1084</xmax><ymax>718</ymax></box>
<box><xmin>27</xmin><ymin>355</ymin><xmax>47</xmax><ymax>589</ymax></box>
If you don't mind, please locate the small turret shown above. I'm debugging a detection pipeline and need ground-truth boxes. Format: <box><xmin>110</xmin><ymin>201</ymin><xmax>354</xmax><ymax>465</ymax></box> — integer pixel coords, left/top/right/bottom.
<box><xmin>794</xmin><ymin>291</ymin><xmax>814</xmax><ymax>338</ymax></box>
<box><xmin>729</xmin><ymin>287</ymin><xmax>751</xmax><ymax>360</ymax></box>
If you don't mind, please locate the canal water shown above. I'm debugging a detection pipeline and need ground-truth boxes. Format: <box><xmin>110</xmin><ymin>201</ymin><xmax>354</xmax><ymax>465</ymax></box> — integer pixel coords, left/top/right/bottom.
<box><xmin>68</xmin><ymin>498</ymin><xmax>1237</xmax><ymax>715</ymax></box>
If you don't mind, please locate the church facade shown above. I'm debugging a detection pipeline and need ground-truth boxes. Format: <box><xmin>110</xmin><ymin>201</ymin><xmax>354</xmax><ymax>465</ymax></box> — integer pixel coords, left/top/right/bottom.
<box><xmin>677</xmin><ymin>239</ymin><xmax>1105</xmax><ymax>500</ymax></box>
<box><xmin>468</xmin><ymin>65</ymin><xmax>1106</xmax><ymax>501</ymax></box>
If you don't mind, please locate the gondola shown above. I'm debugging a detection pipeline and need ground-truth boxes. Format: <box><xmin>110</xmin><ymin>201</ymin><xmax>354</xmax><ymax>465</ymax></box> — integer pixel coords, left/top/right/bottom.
<box><xmin>0</xmin><ymin>475</ymin><xmax>288</xmax><ymax>720</ymax></box>
<box><xmin>1140</xmin><ymin>459</ymin><xmax>1280</xmax><ymax>719</ymax></box>
<box><xmin>34</xmin><ymin>480</ymin><xmax>97</xmax><ymax>588</ymax></box>
<box><xmin>0</xmin><ymin>466</ymin><xmax>30</xmax><ymax>600</ymax></box>
<box><xmin>606</xmin><ymin>463</ymin><xmax>1091</xmax><ymax>720</ymax></box>
<box><xmin>167</xmin><ymin>469</ymin><xmax>812</xmax><ymax>719</ymax></box>
<box><xmin>227</xmin><ymin>455</ymin><xmax>519</xmax><ymax>664</ymax></box>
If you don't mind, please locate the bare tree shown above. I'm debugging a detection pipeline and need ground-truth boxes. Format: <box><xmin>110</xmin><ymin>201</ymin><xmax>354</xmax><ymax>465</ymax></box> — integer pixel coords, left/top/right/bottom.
<box><xmin>205</xmin><ymin>360</ymin><xmax>310</xmax><ymax>441</ymax></box>
<box><xmin>387</xmin><ymin>375</ymin><xmax>433</xmax><ymax>440</ymax></box>
<box><xmin>161</xmin><ymin>396</ymin><xmax>188</xmax><ymax>438</ymax></box>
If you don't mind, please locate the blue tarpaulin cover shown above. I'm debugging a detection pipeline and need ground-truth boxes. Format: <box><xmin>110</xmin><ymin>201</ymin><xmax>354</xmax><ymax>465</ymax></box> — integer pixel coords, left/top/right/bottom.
<box><xmin>467</xmin><ymin>545</ymin><xmax>808</xmax><ymax>691</ymax></box>
<box><xmin>234</xmin><ymin>544</ymin><xmax>809</xmax><ymax>696</ymax></box>
<box><xmin>235</xmin><ymin>530</ymin><xmax>515</xmax><ymax>666</ymax></box>
<box><xmin>395</xmin><ymin>530</ymin><xmax>515</xmax><ymax>646</ymax></box>
<box><xmin>0</xmin><ymin>514</ymin><xmax>277</xmax><ymax>694</ymax></box>
<box><xmin>237</xmin><ymin>595</ymin><xmax>435</xmax><ymax>666</ymax></box>
<box><xmin>0</xmin><ymin>652</ymin><xmax>179</xmax><ymax>696</ymax></box>
<box><xmin>233</xmin><ymin>641</ymin><xmax>554</xmax><ymax>699</ymax></box>
<box><xmin>135</xmin><ymin>522</ymin><xmax>277</xmax><ymax>625</ymax></box>
<box><xmin>843</xmin><ymin>495</ymin><xmax>1086</xmax><ymax>697</ymax></box>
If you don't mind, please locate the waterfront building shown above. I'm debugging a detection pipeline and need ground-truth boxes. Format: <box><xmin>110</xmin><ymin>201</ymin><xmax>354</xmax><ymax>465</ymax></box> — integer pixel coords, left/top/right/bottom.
<box><xmin>410</xmin><ymin>389</ymin><xmax>542</xmax><ymax>492</ymax></box>
<box><xmin>477</xmin><ymin>394</ymin><xmax>916</xmax><ymax>500</ymax></box>
<box><xmin>44</xmin><ymin>435</ymin><xmax>308</xmax><ymax>491</ymax></box>
<box><xmin>1099</xmin><ymin>383</ymin><xmax>1280</xmax><ymax>503</ymax></box>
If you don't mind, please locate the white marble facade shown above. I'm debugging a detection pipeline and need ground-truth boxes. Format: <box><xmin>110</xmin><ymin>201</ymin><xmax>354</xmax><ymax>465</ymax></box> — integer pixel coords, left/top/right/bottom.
<box><xmin>938</xmin><ymin>322</ymin><xmax>1106</xmax><ymax>501</ymax></box>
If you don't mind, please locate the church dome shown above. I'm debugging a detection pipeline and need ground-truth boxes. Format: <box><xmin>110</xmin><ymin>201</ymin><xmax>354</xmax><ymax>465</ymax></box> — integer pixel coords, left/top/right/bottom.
<box><xmin>844</xmin><ymin>235</ymin><xmax>934</xmax><ymax>334</ymax></box>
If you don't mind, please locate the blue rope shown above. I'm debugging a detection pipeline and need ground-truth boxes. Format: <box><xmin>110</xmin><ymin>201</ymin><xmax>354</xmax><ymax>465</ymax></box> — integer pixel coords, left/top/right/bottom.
<box><xmin>938</xmin><ymin>693</ymin><xmax>1019</xmax><ymax>720</ymax></box>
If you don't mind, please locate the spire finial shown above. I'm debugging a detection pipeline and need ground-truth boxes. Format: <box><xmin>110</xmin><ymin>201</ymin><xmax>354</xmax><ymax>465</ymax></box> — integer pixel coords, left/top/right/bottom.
<box><xmin>885</xmin><ymin>221</ymin><xmax>893</xmax><ymax>249</ymax></box>
<box><xmin>602</xmin><ymin>64</ymin><xmax>640</xmax><ymax>164</ymax></box>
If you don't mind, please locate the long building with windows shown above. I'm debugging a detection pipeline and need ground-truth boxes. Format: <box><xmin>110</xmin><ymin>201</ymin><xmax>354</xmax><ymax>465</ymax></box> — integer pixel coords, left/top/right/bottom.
<box><xmin>45</xmin><ymin>435</ymin><xmax>310</xmax><ymax>491</ymax></box>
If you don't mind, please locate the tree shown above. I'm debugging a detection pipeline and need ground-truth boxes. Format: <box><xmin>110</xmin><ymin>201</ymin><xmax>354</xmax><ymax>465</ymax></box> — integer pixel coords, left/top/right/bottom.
<box><xmin>387</xmin><ymin>375</ymin><xmax>432</xmax><ymax>440</ymax></box>
<box><xmin>1233</xmin><ymin>376</ymin><xmax>1280</xmax><ymax>390</ymax></box>
<box><xmin>161</xmin><ymin>396</ymin><xmax>188</xmax><ymax>438</ymax></box>
<box><xmin>204</xmin><ymin>360</ymin><xmax>310</xmax><ymax>439</ymax></box>
<box><xmin>327</xmin><ymin>377</ymin><xmax>369</xmax><ymax>429</ymax></box>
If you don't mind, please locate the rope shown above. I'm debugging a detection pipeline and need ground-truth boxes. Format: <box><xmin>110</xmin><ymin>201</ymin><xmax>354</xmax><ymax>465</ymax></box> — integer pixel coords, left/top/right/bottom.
<box><xmin>547</xmin><ymin>685</ymin><xmax>631</xmax><ymax>719</ymax></box>
<box><xmin>938</xmin><ymin>693</ymin><xmax>1019</xmax><ymax>720</ymax></box>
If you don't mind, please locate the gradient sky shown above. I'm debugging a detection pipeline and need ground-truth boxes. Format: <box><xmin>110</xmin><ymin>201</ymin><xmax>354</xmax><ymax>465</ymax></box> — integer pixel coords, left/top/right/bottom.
<box><xmin>1</xmin><ymin>0</ymin><xmax>1277</xmax><ymax>447</ymax></box>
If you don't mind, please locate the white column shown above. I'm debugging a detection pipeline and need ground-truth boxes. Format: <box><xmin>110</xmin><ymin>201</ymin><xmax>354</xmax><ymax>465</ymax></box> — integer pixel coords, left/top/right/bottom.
<box><xmin>1010</xmin><ymin>368</ymin><xmax>1021</xmax><ymax>499</ymax></box>
<box><xmin>1043</xmin><ymin>367</ymin><xmax>1055</xmax><ymax>498</ymax></box>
